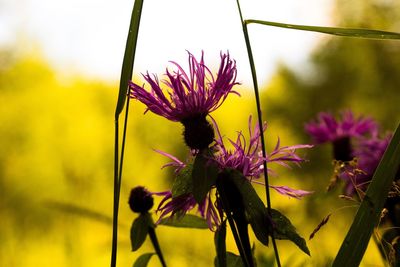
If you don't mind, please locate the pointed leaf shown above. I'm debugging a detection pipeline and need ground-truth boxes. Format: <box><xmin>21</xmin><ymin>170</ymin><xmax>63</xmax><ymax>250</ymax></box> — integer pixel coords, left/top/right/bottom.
<box><xmin>130</xmin><ymin>213</ymin><xmax>153</xmax><ymax>251</ymax></box>
<box><xmin>115</xmin><ymin>0</ymin><xmax>144</xmax><ymax>118</ymax></box>
<box><xmin>192</xmin><ymin>152</ymin><xmax>218</xmax><ymax>203</ymax></box>
<box><xmin>214</xmin><ymin>220</ymin><xmax>227</xmax><ymax>267</ymax></box>
<box><xmin>227</xmin><ymin>169</ymin><xmax>270</xmax><ymax>246</ymax></box>
<box><xmin>245</xmin><ymin>19</ymin><xmax>400</xmax><ymax>40</ymax></box>
<box><xmin>226</xmin><ymin>252</ymin><xmax>244</xmax><ymax>267</ymax></box>
<box><xmin>215</xmin><ymin>252</ymin><xmax>243</xmax><ymax>267</ymax></box>
<box><xmin>158</xmin><ymin>214</ymin><xmax>208</xmax><ymax>229</ymax></box>
<box><xmin>133</xmin><ymin>253</ymin><xmax>155</xmax><ymax>267</ymax></box>
<box><xmin>333</xmin><ymin>123</ymin><xmax>400</xmax><ymax>266</ymax></box>
<box><xmin>271</xmin><ymin>209</ymin><xmax>310</xmax><ymax>256</ymax></box>
<box><xmin>172</xmin><ymin>164</ymin><xmax>193</xmax><ymax>198</ymax></box>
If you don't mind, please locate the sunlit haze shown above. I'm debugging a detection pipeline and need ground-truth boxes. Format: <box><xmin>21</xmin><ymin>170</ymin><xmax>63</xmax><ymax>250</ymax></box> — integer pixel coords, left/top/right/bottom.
<box><xmin>0</xmin><ymin>0</ymin><xmax>332</xmax><ymax>86</ymax></box>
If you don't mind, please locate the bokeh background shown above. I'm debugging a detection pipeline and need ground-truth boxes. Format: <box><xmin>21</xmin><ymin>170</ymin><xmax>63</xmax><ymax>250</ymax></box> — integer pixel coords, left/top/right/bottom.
<box><xmin>1</xmin><ymin>0</ymin><xmax>400</xmax><ymax>266</ymax></box>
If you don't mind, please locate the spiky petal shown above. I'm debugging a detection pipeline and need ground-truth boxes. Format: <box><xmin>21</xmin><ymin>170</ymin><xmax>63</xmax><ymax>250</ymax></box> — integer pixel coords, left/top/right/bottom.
<box><xmin>129</xmin><ymin>51</ymin><xmax>239</xmax><ymax>122</ymax></box>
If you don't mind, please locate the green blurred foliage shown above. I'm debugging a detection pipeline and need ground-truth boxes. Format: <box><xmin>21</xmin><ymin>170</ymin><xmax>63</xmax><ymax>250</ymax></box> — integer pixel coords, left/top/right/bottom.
<box><xmin>1</xmin><ymin>0</ymin><xmax>399</xmax><ymax>266</ymax></box>
<box><xmin>261</xmin><ymin>0</ymin><xmax>400</xmax><ymax>265</ymax></box>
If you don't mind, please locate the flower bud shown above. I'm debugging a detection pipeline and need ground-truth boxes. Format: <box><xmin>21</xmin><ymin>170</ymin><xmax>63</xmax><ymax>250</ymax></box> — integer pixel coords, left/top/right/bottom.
<box><xmin>128</xmin><ymin>186</ymin><xmax>154</xmax><ymax>214</ymax></box>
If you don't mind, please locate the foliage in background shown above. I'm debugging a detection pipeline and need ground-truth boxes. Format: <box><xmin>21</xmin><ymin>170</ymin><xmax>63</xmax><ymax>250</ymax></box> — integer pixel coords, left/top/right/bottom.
<box><xmin>1</xmin><ymin>0</ymin><xmax>399</xmax><ymax>265</ymax></box>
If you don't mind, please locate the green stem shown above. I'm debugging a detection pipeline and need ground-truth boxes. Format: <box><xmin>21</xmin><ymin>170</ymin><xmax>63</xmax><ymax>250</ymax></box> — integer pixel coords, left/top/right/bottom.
<box><xmin>148</xmin><ymin>226</ymin><xmax>167</xmax><ymax>267</ymax></box>
<box><xmin>111</xmin><ymin>119</ymin><xmax>119</xmax><ymax>267</ymax></box>
<box><xmin>235</xmin><ymin>1</ymin><xmax>281</xmax><ymax>266</ymax></box>
<box><xmin>110</xmin><ymin>96</ymin><xmax>131</xmax><ymax>267</ymax></box>
<box><xmin>217</xmin><ymin>185</ymin><xmax>251</xmax><ymax>267</ymax></box>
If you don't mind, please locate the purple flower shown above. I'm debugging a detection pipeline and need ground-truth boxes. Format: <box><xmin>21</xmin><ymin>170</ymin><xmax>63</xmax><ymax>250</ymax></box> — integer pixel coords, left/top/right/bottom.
<box><xmin>305</xmin><ymin>110</ymin><xmax>378</xmax><ymax>161</ymax></box>
<box><xmin>152</xmin><ymin>115</ymin><xmax>313</xmax><ymax>230</ymax></box>
<box><xmin>155</xmin><ymin>191</ymin><xmax>222</xmax><ymax>231</ymax></box>
<box><xmin>152</xmin><ymin>150</ymin><xmax>223</xmax><ymax>230</ymax></box>
<box><xmin>342</xmin><ymin>133</ymin><xmax>392</xmax><ymax>195</ymax></box>
<box><xmin>129</xmin><ymin>51</ymin><xmax>239</xmax><ymax>150</ymax></box>
<box><xmin>212</xmin><ymin>116</ymin><xmax>313</xmax><ymax>198</ymax></box>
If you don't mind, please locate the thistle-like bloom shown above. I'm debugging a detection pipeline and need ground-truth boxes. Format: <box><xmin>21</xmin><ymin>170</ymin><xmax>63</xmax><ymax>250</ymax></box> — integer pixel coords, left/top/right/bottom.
<box><xmin>153</xmin><ymin>116</ymin><xmax>313</xmax><ymax>230</ymax></box>
<box><xmin>152</xmin><ymin>150</ymin><xmax>223</xmax><ymax>230</ymax></box>
<box><xmin>305</xmin><ymin>110</ymin><xmax>378</xmax><ymax>161</ymax></box>
<box><xmin>155</xmin><ymin>191</ymin><xmax>222</xmax><ymax>231</ymax></box>
<box><xmin>212</xmin><ymin>116</ymin><xmax>313</xmax><ymax>198</ymax></box>
<box><xmin>129</xmin><ymin>51</ymin><xmax>239</xmax><ymax>150</ymax></box>
<box><xmin>342</xmin><ymin>133</ymin><xmax>392</xmax><ymax>195</ymax></box>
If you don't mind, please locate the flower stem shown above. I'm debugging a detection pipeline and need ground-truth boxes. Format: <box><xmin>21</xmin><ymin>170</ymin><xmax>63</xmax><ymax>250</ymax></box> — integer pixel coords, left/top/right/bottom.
<box><xmin>217</xmin><ymin>184</ymin><xmax>252</xmax><ymax>267</ymax></box>
<box><xmin>235</xmin><ymin>1</ymin><xmax>281</xmax><ymax>266</ymax></box>
<box><xmin>148</xmin><ymin>226</ymin><xmax>167</xmax><ymax>267</ymax></box>
<box><xmin>111</xmin><ymin>97</ymin><xmax>131</xmax><ymax>267</ymax></box>
<box><xmin>111</xmin><ymin>118</ymin><xmax>119</xmax><ymax>267</ymax></box>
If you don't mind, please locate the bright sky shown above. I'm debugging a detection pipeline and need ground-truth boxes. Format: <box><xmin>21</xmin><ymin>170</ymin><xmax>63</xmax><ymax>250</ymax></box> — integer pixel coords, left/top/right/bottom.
<box><xmin>0</xmin><ymin>0</ymin><xmax>333</xmax><ymax>86</ymax></box>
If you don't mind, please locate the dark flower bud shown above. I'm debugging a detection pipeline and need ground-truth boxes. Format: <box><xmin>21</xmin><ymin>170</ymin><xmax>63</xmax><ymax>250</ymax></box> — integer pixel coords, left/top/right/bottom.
<box><xmin>181</xmin><ymin>114</ymin><xmax>215</xmax><ymax>150</ymax></box>
<box><xmin>128</xmin><ymin>186</ymin><xmax>154</xmax><ymax>214</ymax></box>
<box><xmin>332</xmin><ymin>137</ymin><xmax>353</xmax><ymax>162</ymax></box>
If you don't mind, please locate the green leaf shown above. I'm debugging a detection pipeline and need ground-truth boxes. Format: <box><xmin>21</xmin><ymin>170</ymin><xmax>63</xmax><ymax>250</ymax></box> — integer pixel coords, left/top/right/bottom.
<box><xmin>115</xmin><ymin>0</ymin><xmax>144</xmax><ymax>119</ymax></box>
<box><xmin>130</xmin><ymin>213</ymin><xmax>153</xmax><ymax>251</ymax></box>
<box><xmin>192</xmin><ymin>152</ymin><xmax>218</xmax><ymax>204</ymax></box>
<box><xmin>226</xmin><ymin>252</ymin><xmax>244</xmax><ymax>267</ymax></box>
<box><xmin>245</xmin><ymin>19</ymin><xmax>400</xmax><ymax>40</ymax></box>
<box><xmin>158</xmin><ymin>214</ymin><xmax>209</xmax><ymax>229</ymax></box>
<box><xmin>214</xmin><ymin>220</ymin><xmax>227</xmax><ymax>267</ymax></box>
<box><xmin>227</xmin><ymin>169</ymin><xmax>270</xmax><ymax>246</ymax></box>
<box><xmin>133</xmin><ymin>253</ymin><xmax>155</xmax><ymax>267</ymax></box>
<box><xmin>215</xmin><ymin>252</ymin><xmax>243</xmax><ymax>267</ymax></box>
<box><xmin>270</xmin><ymin>209</ymin><xmax>310</xmax><ymax>256</ymax></box>
<box><xmin>172</xmin><ymin>164</ymin><xmax>193</xmax><ymax>198</ymax></box>
<box><xmin>333</xmin><ymin>123</ymin><xmax>400</xmax><ymax>267</ymax></box>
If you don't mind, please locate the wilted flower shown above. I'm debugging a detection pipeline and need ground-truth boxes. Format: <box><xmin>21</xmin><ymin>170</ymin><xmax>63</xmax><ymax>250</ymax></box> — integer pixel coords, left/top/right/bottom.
<box><xmin>305</xmin><ymin>110</ymin><xmax>377</xmax><ymax>161</ymax></box>
<box><xmin>212</xmin><ymin>115</ymin><xmax>313</xmax><ymax>198</ymax></box>
<box><xmin>129</xmin><ymin>51</ymin><xmax>239</xmax><ymax>150</ymax></box>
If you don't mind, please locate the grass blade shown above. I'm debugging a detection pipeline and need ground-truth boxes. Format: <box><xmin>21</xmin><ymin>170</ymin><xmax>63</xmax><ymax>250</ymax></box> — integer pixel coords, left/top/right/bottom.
<box><xmin>245</xmin><ymin>19</ymin><xmax>400</xmax><ymax>40</ymax></box>
<box><xmin>115</xmin><ymin>0</ymin><xmax>144</xmax><ymax>119</ymax></box>
<box><xmin>332</xmin><ymin>123</ymin><xmax>400</xmax><ymax>266</ymax></box>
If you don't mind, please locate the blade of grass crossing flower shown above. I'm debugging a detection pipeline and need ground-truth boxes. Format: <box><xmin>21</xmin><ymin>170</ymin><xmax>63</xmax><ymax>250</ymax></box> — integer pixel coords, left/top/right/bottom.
<box><xmin>235</xmin><ymin>1</ymin><xmax>281</xmax><ymax>266</ymax></box>
<box><xmin>112</xmin><ymin>1</ymin><xmax>144</xmax><ymax>267</ymax></box>
<box><xmin>333</xmin><ymin>123</ymin><xmax>400</xmax><ymax>266</ymax></box>
<box><xmin>115</xmin><ymin>0</ymin><xmax>144</xmax><ymax>118</ymax></box>
<box><xmin>245</xmin><ymin>20</ymin><xmax>400</xmax><ymax>40</ymax></box>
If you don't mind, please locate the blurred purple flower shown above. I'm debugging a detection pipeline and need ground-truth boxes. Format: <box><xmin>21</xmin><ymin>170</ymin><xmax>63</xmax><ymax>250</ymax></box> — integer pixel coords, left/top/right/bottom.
<box><xmin>129</xmin><ymin>51</ymin><xmax>239</xmax><ymax>122</ymax></box>
<box><xmin>342</xmin><ymin>133</ymin><xmax>392</xmax><ymax>195</ymax></box>
<box><xmin>305</xmin><ymin>111</ymin><xmax>377</xmax><ymax>144</ymax></box>
<box><xmin>305</xmin><ymin>110</ymin><xmax>378</xmax><ymax>161</ymax></box>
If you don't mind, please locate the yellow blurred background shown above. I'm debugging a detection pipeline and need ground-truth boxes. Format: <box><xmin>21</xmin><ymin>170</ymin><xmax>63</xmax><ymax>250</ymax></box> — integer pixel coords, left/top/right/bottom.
<box><xmin>1</xmin><ymin>0</ymin><xmax>400</xmax><ymax>266</ymax></box>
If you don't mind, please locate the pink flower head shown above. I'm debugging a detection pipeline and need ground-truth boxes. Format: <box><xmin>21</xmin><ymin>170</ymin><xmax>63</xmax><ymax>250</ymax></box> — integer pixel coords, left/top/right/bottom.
<box><xmin>305</xmin><ymin>110</ymin><xmax>378</xmax><ymax>161</ymax></box>
<box><xmin>213</xmin><ymin>116</ymin><xmax>312</xmax><ymax>180</ymax></box>
<box><xmin>129</xmin><ymin>51</ymin><xmax>239</xmax><ymax>122</ymax></box>
<box><xmin>155</xmin><ymin>191</ymin><xmax>222</xmax><ymax>231</ymax></box>
<box><xmin>341</xmin><ymin>133</ymin><xmax>392</xmax><ymax>195</ymax></box>
<box><xmin>212</xmin><ymin>116</ymin><xmax>313</xmax><ymax>198</ymax></box>
<box><xmin>305</xmin><ymin>110</ymin><xmax>378</xmax><ymax>144</ymax></box>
